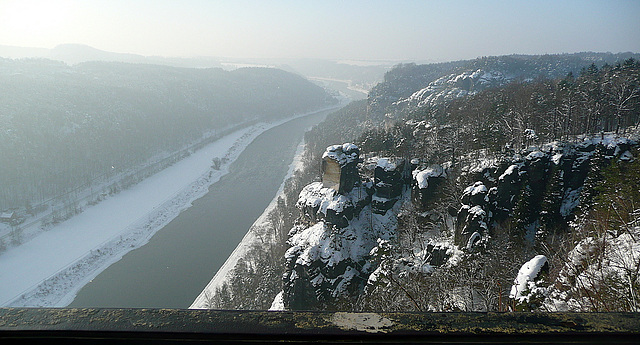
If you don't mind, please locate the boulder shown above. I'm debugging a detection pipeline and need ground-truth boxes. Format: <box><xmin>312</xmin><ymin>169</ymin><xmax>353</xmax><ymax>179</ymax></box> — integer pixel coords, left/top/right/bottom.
<box><xmin>412</xmin><ymin>164</ymin><xmax>447</xmax><ymax>208</ymax></box>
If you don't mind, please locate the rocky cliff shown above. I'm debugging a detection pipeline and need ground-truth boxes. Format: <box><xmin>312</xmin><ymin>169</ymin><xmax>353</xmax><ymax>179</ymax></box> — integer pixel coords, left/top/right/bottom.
<box><xmin>281</xmin><ymin>134</ymin><xmax>639</xmax><ymax>311</ymax></box>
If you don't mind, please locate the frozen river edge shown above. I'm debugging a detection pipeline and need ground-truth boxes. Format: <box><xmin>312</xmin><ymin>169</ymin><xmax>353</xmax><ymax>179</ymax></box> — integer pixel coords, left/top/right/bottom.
<box><xmin>0</xmin><ymin>106</ymin><xmax>338</xmax><ymax>307</ymax></box>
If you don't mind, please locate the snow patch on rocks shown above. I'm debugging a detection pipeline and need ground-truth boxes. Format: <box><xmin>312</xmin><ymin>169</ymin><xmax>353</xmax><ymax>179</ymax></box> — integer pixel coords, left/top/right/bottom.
<box><xmin>323</xmin><ymin>143</ymin><xmax>359</xmax><ymax>166</ymax></box>
<box><xmin>413</xmin><ymin>165</ymin><xmax>447</xmax><ymax>189</ymax></box>
<box><xmin>509</xmin><ymin>255</ymin><xmax>548</xmax><ymax>302</ymax></box>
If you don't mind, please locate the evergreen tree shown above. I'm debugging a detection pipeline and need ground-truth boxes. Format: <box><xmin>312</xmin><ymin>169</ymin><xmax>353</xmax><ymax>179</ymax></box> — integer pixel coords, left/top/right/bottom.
<box><xmin>538</xmin><ymin>162</ymin><xmax>566</xmax><ymax>244</ymax></box>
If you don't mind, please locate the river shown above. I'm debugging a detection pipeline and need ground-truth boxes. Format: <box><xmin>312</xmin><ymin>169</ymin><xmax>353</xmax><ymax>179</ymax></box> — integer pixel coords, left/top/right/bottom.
<box><xmin>69</xmin><ymin>109</ymin><xmax>333</xmax><ymax>308</ymax></box>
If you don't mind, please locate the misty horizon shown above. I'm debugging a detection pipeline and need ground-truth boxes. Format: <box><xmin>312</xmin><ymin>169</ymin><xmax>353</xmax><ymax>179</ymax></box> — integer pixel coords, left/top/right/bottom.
<box><xmin>1</xmin><ymin>0</ymin><xmax>639</xmax><ymax>63</ymax></box>
<box><xmin>3</xmin><ymin>42</ymin><xmax>640</xmax><ymax>66</ymax></box>
<box><xmin>0</xmin><ymin>42</ymin><xmax>410</xmax><ymax>65</ymax></box>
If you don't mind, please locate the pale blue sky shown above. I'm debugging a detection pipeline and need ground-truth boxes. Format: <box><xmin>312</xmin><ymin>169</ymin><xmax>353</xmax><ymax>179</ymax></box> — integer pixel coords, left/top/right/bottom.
<box><xmin>0</xmin><ymin>0</ymin><xmax>638</xmax><ymax>61</ymax></box>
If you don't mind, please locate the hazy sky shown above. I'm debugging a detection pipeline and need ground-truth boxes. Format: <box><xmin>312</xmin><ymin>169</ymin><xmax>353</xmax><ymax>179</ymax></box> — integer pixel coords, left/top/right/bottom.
<box><xmin>1</xmin><ymin>0</ymin><xmax>638</xmax><ymax>62</ymax></box>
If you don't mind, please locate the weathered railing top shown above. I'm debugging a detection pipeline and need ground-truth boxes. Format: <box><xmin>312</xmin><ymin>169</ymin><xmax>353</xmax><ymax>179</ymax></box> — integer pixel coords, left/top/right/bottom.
<box><xmin>0</xmin><ymin>308</ymin><xmax>638</xmax><ymax>344</ymax></box>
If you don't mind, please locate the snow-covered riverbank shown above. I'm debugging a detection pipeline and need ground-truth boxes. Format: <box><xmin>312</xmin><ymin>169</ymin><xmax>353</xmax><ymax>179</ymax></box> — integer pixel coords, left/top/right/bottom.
<box><xmin>0</xmin><ymin>106</ymin><xmax>339</xmax><ymax>307</ymax></box>
<box><xmin>190</xmin><ymin>137</ymin><xmax>307</xmax><ymax>309</ymax></box>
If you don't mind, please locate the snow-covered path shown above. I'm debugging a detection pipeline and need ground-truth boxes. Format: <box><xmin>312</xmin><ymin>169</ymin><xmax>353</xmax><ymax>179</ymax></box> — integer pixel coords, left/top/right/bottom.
<box><xmin>0</xmin><ymin>106</ymin><xmax>339</xmax><ymax>307</ymax></box>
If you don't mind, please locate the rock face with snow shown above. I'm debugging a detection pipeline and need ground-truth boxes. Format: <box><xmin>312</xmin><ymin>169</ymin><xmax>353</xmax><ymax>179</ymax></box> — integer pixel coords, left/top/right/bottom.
<box><xmin>321</xmin><ymin>143</ymin><xmax>360</xmax><ymax>194</ymax></box>
<box><xmin>283</xmin><ymin>181</ymin><xmax>393</xmax><ymax>309</ymax></box>
<box><xmin>280</xmin><ymin>134</ymin><xmax>638</xmax><ymax>311</ymax></box>
<box><xmin>282</xmin><ymin>148</ymin><xmax>406</xmax><ymax>310</ymax></box>
<box><xmin>297</xmin><ymin>144</ymin><xmax>370</xmax><ymax>229</ymax></box>
<box><xmin>454</xmin><ymin>134</ymin><xmax>638</xmax><ymax>248</ymax></box>
<box><xmin>297</xmin><ymin>182</ymin><xmax>370</xmax><ymax>229</ymax></box>
<box><xmin>395</xmin><ymin>69</ymin><xmax>511</xmax><ymax>109</ymax></box>
<box><xmin>455</xmin><ymin>180</ymin><xmax>492</xmax><ymax>248</ymax></box>
<box><xmin>412</xmin><ymin>164</ymin><xmax>447</xmax><ymax>209</ymax></box>
<box><xmin>372</xmin><ymin>158</ymin><xmax>407</xmax><ymax>214</ymax></box>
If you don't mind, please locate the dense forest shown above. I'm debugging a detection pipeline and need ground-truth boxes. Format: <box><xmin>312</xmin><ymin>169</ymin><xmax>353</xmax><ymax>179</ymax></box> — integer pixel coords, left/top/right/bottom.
<box><xmin>203</xmin><ymin>52</ymin><xmax>640</xmax><ymax>312</ymax></box>
<box><xmin>0</xmin><ymin>58</ymin><xmax>335</xmax><ymax>212</ymax></box>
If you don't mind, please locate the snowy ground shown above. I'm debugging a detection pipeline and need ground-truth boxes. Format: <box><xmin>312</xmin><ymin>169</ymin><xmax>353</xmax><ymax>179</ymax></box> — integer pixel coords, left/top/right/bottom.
<box><xmin>0</xmin><ymin>120</ymin><xmax>252</xmax><ymax>249</ymax></box>
<box><xmin>190</xmin><ymin>134</ymin><xmax>308</xmax><ymax>309</ymax></box>
<box><xmin>0</xmin><ymin>106</ymin><xmax>338</xmax><ymax>307</ymax></box>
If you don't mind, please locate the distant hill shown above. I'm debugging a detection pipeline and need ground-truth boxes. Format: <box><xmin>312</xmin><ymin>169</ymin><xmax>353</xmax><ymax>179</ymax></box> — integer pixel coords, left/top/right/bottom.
<box><xmin>0</xmin><ymin>58</ymin><xmax>335</xmax><ymax>209</ymax></box>
<box><xmin>48</xmin><ymin>44</ymin><xmax>150</xmax><ymax>65</ymax></box>
<box><xmin>0</xmin><ymin>44</ymin><xmax>225</xmax><ymax>69</ymax></box>
<box><xmin>369</xmin><ymin>52</ymin><xmax>640</xmax><ymax>116</ymax></box>
<box><xmin>0</xmin><ymin>44</ymin><xmax>392</xmax><ymax>93</ymax></box>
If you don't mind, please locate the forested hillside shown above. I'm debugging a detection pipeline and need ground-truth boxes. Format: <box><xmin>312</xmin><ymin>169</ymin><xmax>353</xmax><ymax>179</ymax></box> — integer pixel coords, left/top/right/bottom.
<box><xmin>369</xmin><ymin>52</ymin><xmax>640</xmax><ymax>117</ymax></box>
<box><xmin>202</xmin><ymin>52</ymin><xmax>640</xmax><ymax>312</ymax></box>
<box><xmin>0</xmin><ymin>58</ymin><xmax>335</xmax><ymax>211</ymax></box>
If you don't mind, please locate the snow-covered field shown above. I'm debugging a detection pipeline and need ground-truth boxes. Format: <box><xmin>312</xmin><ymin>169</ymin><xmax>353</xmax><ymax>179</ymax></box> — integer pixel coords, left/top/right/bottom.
<box><xmin>0</xmin><ymin>107</ymin><xmax>337</xmax><ymax>307</ymax></box>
